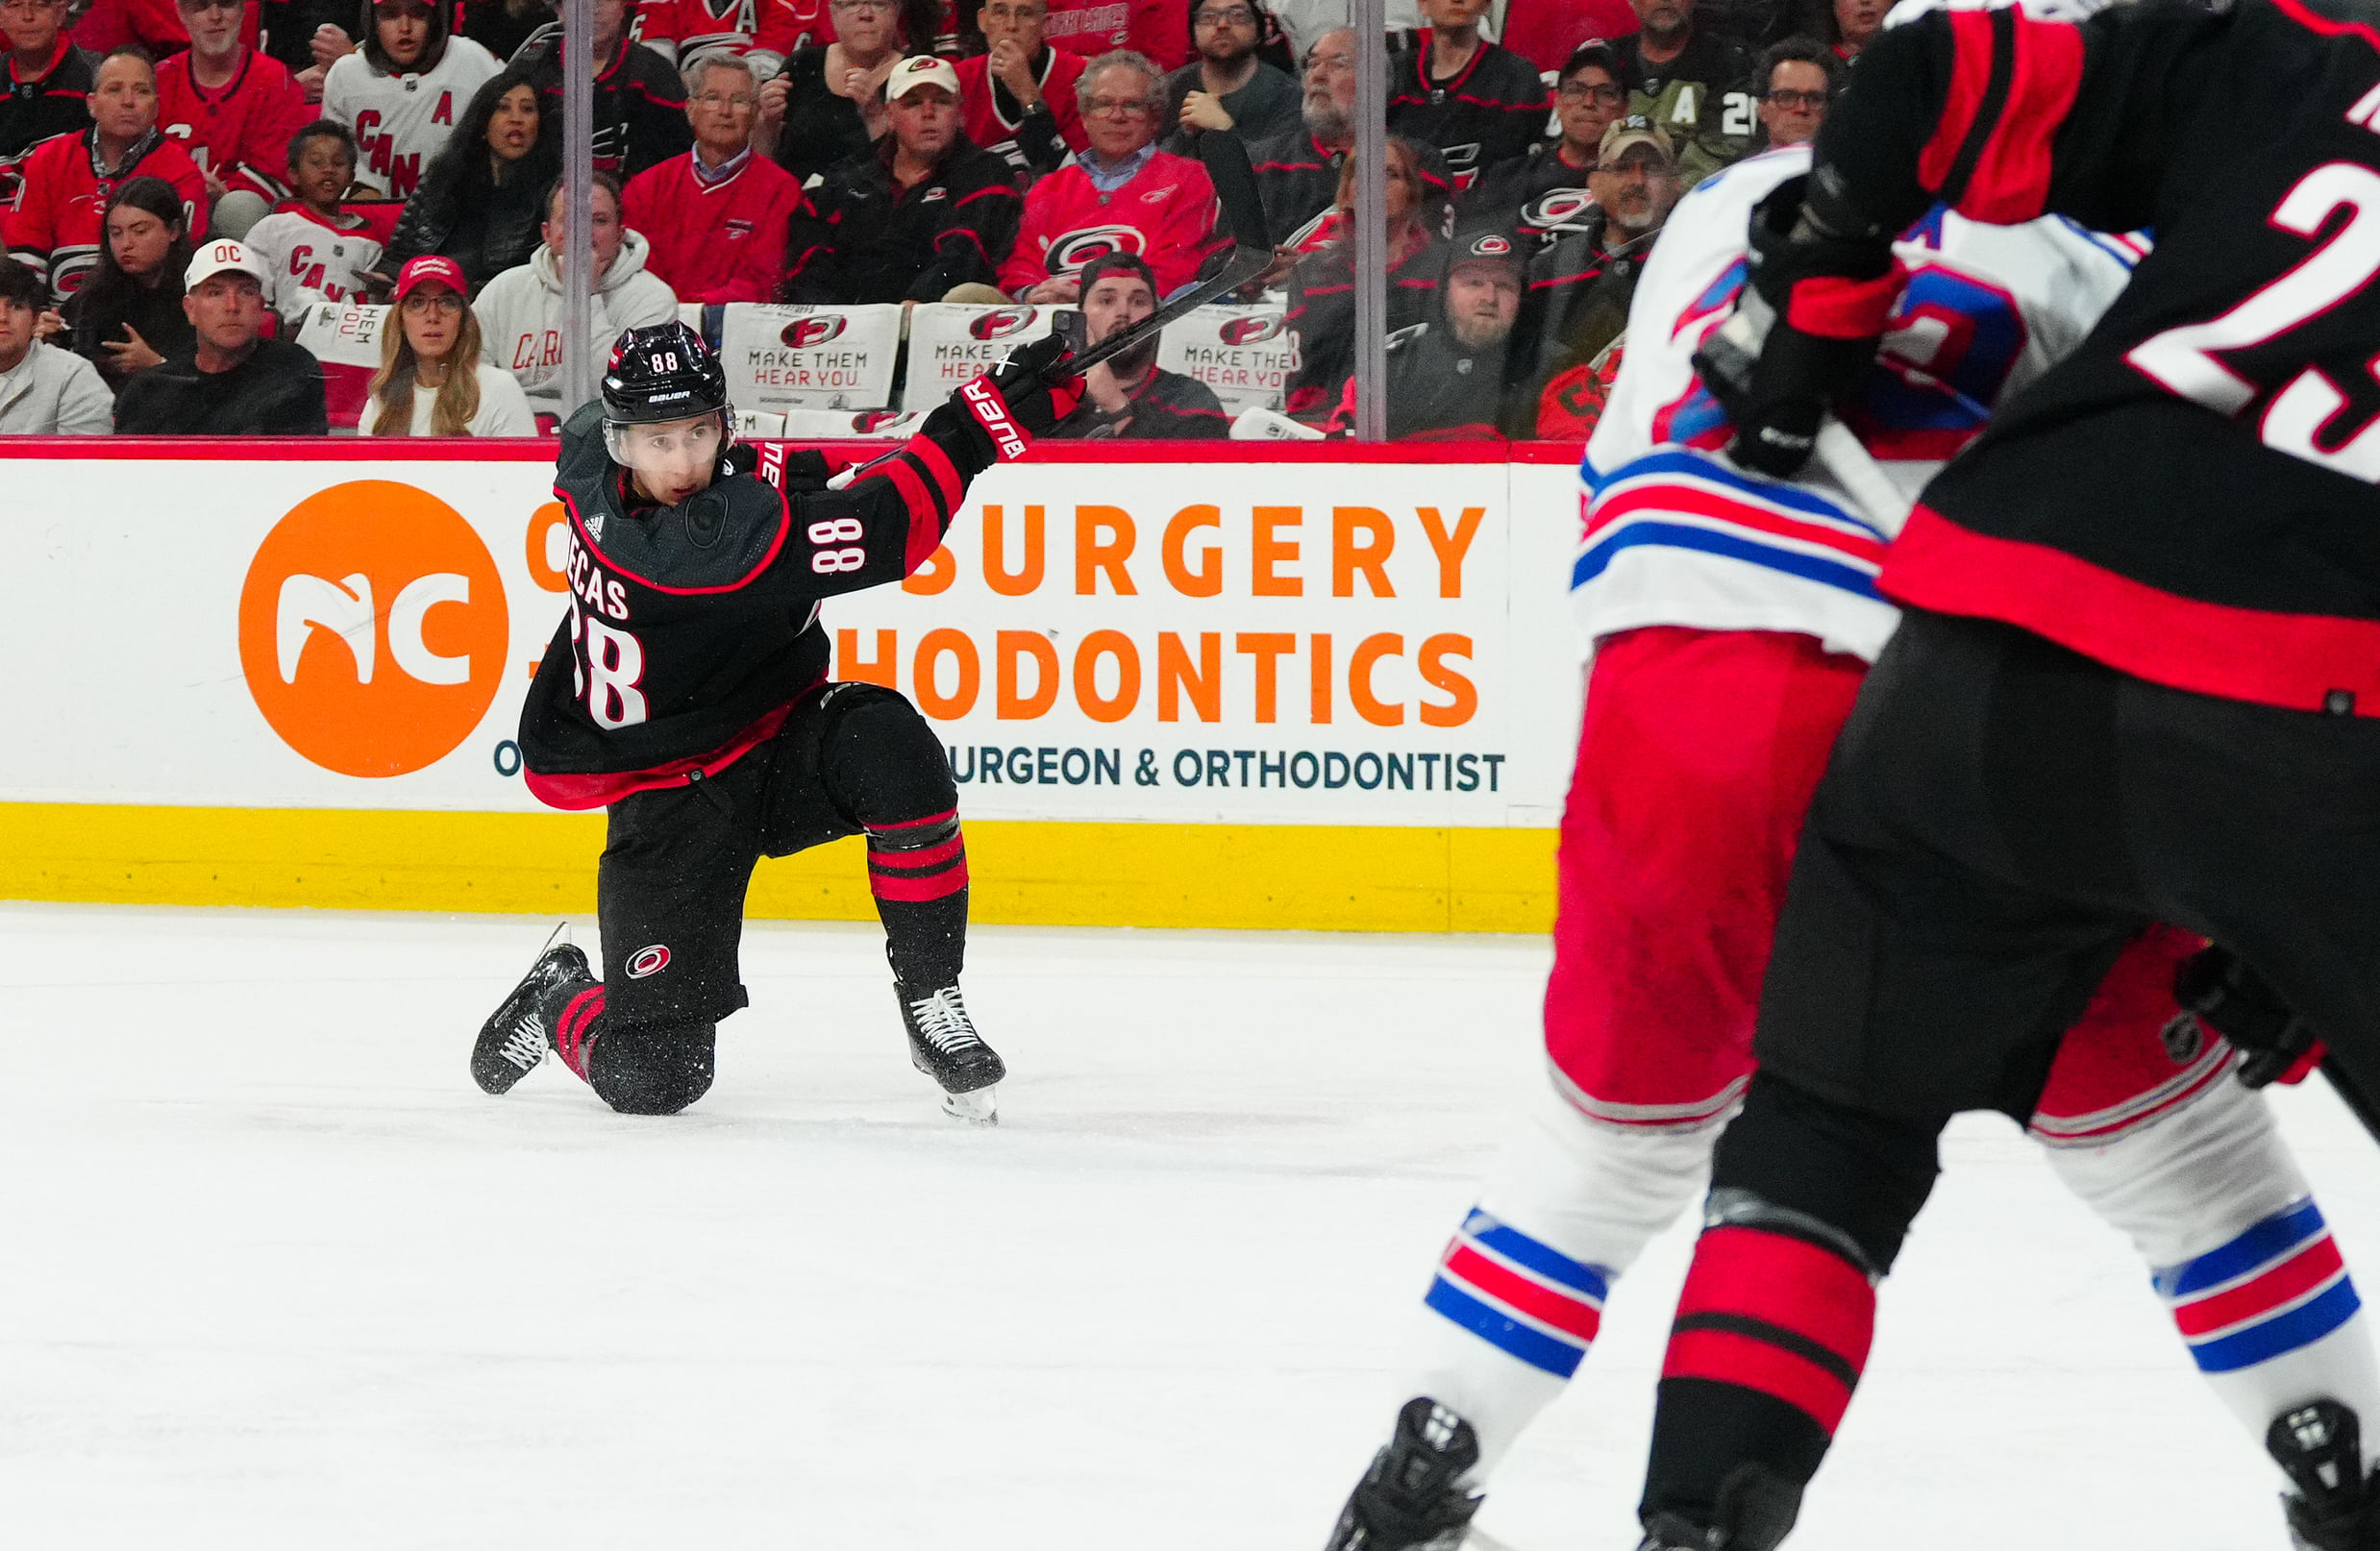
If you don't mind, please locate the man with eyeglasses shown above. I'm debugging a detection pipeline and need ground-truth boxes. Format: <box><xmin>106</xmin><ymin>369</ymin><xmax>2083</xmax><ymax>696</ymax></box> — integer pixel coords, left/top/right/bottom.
<box><xmin>998</xmin><ymin>48</ymin><xmax>1223</xmax><ymax>302</ymax></box>
<box><xmin>1462</xmin><ymin>39</ymin><xmax>1634</xmax><ymax>249</ymax></box>
<box><xmin>1385</xmin><ymin>0</ymin><xmax>1549</xmax><ymax>189</ymax></box>
<box><xmin>1749</xmin><ymin>35</ymin><xmax>1836</xmax><ymax>149</ymax></box>
<box><xmin>623</xmin><ymin>54</ymin><xmax>805</xmax><ymax>302</ymax></box>
<box><xmin>155</xmin><ymin>0</ymin><xmax>311</xmax><ymax>238</ymax></box>
<box><xmin>0</xmin><ymin>0</ymin><xmax>94</xmax><ymax>207</ymax></box>
<box><xmin>1160</xmin><ymin>0</ymin><xmax>1296</xmax><ymax>150</ymax></box>
<box><xmin>523</xmin><ymin>0</ymin><xmax>691</xmax><ymax>179</ymax></box>
<box><xmin>1515</xmin><ymin>113</ymin><xmax>1676</xmax><ymax>429</ymax></box>
<box><xmin>953</xmin><ymin>0</ymin><xmax>1090</xmax><ymax>179</ymax></box>
<box><xmin>1244</xmin><ymin>24</ymin><xmax>1353</xmax><ymax>249</ymax></box>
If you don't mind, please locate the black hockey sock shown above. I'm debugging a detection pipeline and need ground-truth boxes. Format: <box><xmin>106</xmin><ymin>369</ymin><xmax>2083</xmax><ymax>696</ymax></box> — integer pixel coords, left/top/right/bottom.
<box><xmin>867</xmin><ymin>810</ymin><xmax>969</xmax><ymax>990</ymax></box>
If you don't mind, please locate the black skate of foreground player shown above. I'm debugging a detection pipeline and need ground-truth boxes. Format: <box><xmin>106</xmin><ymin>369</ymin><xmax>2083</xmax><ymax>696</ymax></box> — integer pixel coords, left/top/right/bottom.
<box><xmin>470</xmin><ymin>322</ymin><xmax>1079</xmax><ymax>1122</ymax></box>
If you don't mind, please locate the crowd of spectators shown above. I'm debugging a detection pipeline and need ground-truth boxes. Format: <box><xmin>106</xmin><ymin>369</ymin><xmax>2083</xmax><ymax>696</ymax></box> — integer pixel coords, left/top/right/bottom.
<box><xmin>0</xmin><ymin>0</ymin><xmax>1860</xmax><ymax>437</ymax></box>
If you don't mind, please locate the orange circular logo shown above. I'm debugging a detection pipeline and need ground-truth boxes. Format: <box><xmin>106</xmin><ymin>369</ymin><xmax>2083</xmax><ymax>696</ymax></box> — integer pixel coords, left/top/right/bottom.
<box><xmin>238</xmin><ymin>480</ymin><xmax>510</xmax><ymax>777</ymax></box>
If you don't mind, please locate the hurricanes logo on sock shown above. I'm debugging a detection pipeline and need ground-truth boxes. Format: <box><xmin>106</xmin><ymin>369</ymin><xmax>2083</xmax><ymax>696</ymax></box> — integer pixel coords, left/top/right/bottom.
<box><xmin>627</xmin><ymin>945</ymin><xmax>671</xmax><ymax>978</ymax></box>
<box><xmin>237</xmin><ymin>481</ymin><xmax>509</xmax><ymax>777</ymax></box>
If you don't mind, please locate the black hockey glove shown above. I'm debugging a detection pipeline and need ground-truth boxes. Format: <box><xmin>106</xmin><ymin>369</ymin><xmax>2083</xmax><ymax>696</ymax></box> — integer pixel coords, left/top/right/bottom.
<box><xmin>2174</xmin><ymin>945</ymin><xmax>2323</xmax><ymax>1089</ymax></box>
<box><xmin>1693</xmin><ymin>175</ymin><xmax>1904</xmax><ymax>479</ymax></box>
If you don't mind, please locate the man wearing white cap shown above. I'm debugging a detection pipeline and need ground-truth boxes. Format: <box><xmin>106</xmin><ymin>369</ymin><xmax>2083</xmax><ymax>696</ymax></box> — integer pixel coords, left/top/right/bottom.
<box><xmin>113</xmin><ymin>236</ymin><xmax>328</xmax><ymax>433</ymax></box>
<box><xmin>780</xmin><ymin>55</ymin><xmax>1024</xmax><ymax>305</ymax></box>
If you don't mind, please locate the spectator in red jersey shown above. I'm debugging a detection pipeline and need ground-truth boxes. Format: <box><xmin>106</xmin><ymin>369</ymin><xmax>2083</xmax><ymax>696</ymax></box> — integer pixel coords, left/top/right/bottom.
<box><xmin>1</xmin><ymin>0</ymin><xmax>94</xmax><ymax>202</ymax></box>
<box><xmin>953</xmin><ymin>0</ymin><xmax>1085</xmax><ymax>179</ymax></box>
<box><xmin>1282</xmin><ymin>133</ymin><xmax>1442</xmax><ymax>420</ymax></box>
<box><xmin>1495</xmin><ymin>0</ymin><xmax>1638</xmax><ymax>73</ymax></box>
<box><xmin>1461</xmin><ymin>39</ymin><xmax>1632</xmax><ymax>247</ymax></box>
<box><xmin>781</xmin><ymin>54</ymin><xmax>1018</xmax><ymax>302</ymax></box>
<box><xmin>1244</xmin><ymin>24</ymin><xmax>1352</xmax><ymax>252</ymax></box>
<box><xmin>115</xmin><ymin>234</ymin><xmax>330</xmax><ymax>431</ymax></box>
<box><xmin>360</xmin><ymin>253</ymin><xmax>533</xmax><ymax>432</ymax></box>
<box><xmin>631</xmin><ymin>0</ymin><xmax>757</xmax><ymax>69</ymax></box>
<box><xmin>382</xmin><ymin>66</ymin><xmax>558</xmax><ymax>292</ymax></box>
<box><xmin>1750</xmin><ymin>35</ymin><xmax>1836</xmax><ymax>148</ymax></box>
<box><xmin>156</xmin><ymin>0</ymin><xmax>311</xmax><ymax>237</ymax></box>
<box><xmin>59</xmin><ymin>174</ymin><xmax>193</xmax><ymax>391</ymax></box>
<box><xmin>522</xmin><ymin>0</ymin><xmax>691</xmax><ymax>178</ymax></box>
<box><xmin>622</xmin><ymin>54</ymin><xmax>806</xmax><ymax>303</ymax></box>
<box><xmin>998</xmin><ymin>50</ymin><xmax>1220</xmax><ymax>303</ymax></box>
<box><xmin>4</xmin><ymin>47</ymin><xmax>208</xmax><ymax>305</ymax></box>
<box><xmin>748</xmin><ymin>0</ymin><xmax>833</xmax><ymax>75</ymax></box>
<box><xmin>1041</xmin><ymin>0</ymin><xmax>1186</xmax><ymax>71</ymax></box>
<box><xmin>72</xmin><ymin>0</ymin><xmax>191</xmax><ymax>60</ymax></box>
<box><xmin>1385</xmin><ymin>0</ymin><xmax>1548</xmax><ymax>189</ymax></box>
<box><xmin>1051</xmin><ymin>249</ymin><xmax>1226</xmax><ymax>437</ymax></box>
<box><xmin>756</xmin><ymin>0</ymin><xmax>902</xmax><ymax>185</ymax></box>
<box><xmin>242</xmin><ymin>119</ymin><xmax>393</xmax><ymax>325</ymax></box>
<box><xmin>1161</xmin><ymin>0</ymin><xmax>1297</xmax><ymax>149</ymax></box>
<box><xmin>1811</xmin><ymin>0</ymin><xmax>1883</xmax><ymax>60</ymax></box>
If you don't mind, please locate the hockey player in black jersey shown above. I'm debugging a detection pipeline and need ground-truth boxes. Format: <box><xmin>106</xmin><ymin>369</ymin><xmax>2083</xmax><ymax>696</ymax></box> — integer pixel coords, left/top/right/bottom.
<box><xmin>470</xmin><ymin>321</ymin><xmax>1079</xmax><ymax>1123</ymax></box>
<box><xmin>1619</xmin><ymin>0</ymin><xmax>2380</xmax><ymax>1545</ymax></box>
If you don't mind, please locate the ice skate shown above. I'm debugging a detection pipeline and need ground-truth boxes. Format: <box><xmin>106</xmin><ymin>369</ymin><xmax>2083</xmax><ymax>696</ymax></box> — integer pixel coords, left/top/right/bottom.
<box><xmin>2272</xmin><ymin>1400</ymin><xmax>2380</xmax><ymax>1550</ymax></box>
<box><xmin>897</xmin><ymin>982</ymin><xmax>1004</xmax><ymax>1123</ymax></box>
<box><xmin>471</xmin><ymin>925</ymin><xmax>592</xmax><ymax>1096</ymax></box>
<box><xmin>1633</xmin><ymin>1465</ymin><xmax>1800</xmax><ymax>1551</ymax></box>
<box><xmin>1324</xmin><ymin>1397</ymin><xmax>1483</xmax><ymax>1551</ymax></box>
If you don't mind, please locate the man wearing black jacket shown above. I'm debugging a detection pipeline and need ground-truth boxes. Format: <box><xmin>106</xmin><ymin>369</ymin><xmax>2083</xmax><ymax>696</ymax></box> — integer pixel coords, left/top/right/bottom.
<box><xmin>0</xmin><ymin>0</ymin><xmax>92</xmax><ymax>203</ymax></box>
<box><xmin>472</xmin><ymin>321</ymin><xmax>1081</xmax><ymax>1124</ymax></box>
<box><xmin>523</xmin><ymin>0</ymin><xmax>691</xmax><ymax>178</ymax></box>
<box><xmin>114</xmin><ymin>238</ymin><xmax>328</xmax><ymax>433</ymax></box>
<box><xmin>781</xmin><ymin>56</ymin><xmax>1023</xmax><ymax>304</ymax></box>
<box><xmin>1385</xmin><ymin>0</ymin><xmax>1549</xmax><ymax>189</ymax></box>
<box><xmin>1052</xmin><ymin>252</ymin><xmax>1227</xmax><ymax>437</ymax></box>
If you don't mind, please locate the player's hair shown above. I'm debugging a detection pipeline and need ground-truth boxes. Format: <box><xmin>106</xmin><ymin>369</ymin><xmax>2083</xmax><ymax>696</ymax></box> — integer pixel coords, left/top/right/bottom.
<box><xmin>1755</xmin><ymin>35</ymin><xmax>1845</xmax><ymax>94</ymax></box>
<box><xmin>77</xmin><ymin>176</ymin><xmax>194</xmax><ymax>322</ymax></box>
<box><xmin>359</xmin><ymin>0</ymin><xmax>451</xmax><ymax>76</ymax></box>
<box><xmin>285</xmin><ymin>117</ymin><xmax>359</xmax><ymax>173</ymax></box>
<box><xmin>681</xmin><ymin>51</ymin><xmax>756</xmax><ymax>98</ymax></box>
<box><xmin>0</xmin><ymin>256</ymin><xmax>42</xmax><ymax>313</ymax></box>
<box><xmin>369</xmin><ymin>281</ymin><xmax>487</xmax><ymax>436</ymax></box>
<box><xmin>1075</xmin><ymin>48</ymin><xmax>1162</xmax><ymax>117</ymax></box>
<box><xmin>544</xmin><ymin>167</ymin><xmax>624</xmax><ymax>222</ymax></box>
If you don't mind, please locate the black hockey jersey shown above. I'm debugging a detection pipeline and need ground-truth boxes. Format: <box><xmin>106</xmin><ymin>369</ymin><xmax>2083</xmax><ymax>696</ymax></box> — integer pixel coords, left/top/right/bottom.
<box><xmin>519</xmin><ymin>405</ymin><xmax>988</xmax><ymax>807</ymax></box>
<box><xmin>0</xmin><ymin>39</ymin><xmax>94</xmax><ymax>202</ymax></box>
<box><xmin>781</xmin><ymin>134</ymin><xmax>1023</xmax><ymax>304</ymax></box>
<box><xmin>525</xmin><ymin>34</ymin><xmax>693</xmax><ymax>179</ymax></box>
<box><xmin>1386</xmin><ymin>39</ymin><xmax>1550</xmax><ymax>187</ymax></box>
<box><xmin>1822</xmin><ymin>0</ymin><xmax>2380</xmax><ymax>717</ymax></box>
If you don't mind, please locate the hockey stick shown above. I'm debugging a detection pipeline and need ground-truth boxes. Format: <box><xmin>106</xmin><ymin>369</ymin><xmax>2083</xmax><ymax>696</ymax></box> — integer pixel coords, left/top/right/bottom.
<box><xmin>1812</xmin><ymin>418</ymin><xmax>1915</xmax><ymax>540</ymax></box>
<box><xmin>827</xmin><ymin>135</ymin><xmax>1274</xmax><ymax>486</ymax></box>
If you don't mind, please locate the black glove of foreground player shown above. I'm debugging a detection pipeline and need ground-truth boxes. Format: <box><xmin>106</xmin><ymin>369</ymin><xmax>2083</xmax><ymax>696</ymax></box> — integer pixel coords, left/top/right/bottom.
<box><xmin>1694</xmin><ymin>174</ymin><xmax>1904</xmax><ymax>479</ymax></box>
<box><xmin>926</xmin><ymin>334</ymin><xmax>1086</xmax><ymax>464</ymax></box>
<box><xmin>2174</xmin><ymin>944</ymin><xmax>2324</xmax><ymax>1089</ymax></box>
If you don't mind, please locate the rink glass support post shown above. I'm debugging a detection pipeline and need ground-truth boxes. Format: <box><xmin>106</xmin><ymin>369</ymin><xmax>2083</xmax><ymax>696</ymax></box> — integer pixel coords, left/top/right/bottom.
<box><xmin>1352</xmin><ymin>0</ymin><xmax>1389</xmax><ymax>444</ymax></box>
<box><xmin>560</xmin><ymin>0</ymin><xmax>597</xmax><ymax>417</ymax></box>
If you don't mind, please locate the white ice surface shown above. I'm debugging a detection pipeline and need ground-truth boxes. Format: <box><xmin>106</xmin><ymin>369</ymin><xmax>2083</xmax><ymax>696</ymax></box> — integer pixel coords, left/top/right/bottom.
<box><xmin>2</xmin><ymin>901</ymin><xmax>2376</xmax><ymax>1549</ymax></box>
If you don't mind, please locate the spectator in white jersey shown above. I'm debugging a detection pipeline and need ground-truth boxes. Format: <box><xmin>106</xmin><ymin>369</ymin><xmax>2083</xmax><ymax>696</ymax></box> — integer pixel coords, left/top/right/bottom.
<box><xmin>381</xmin><ymin>66</ymin><xmax>558</xmax><ymax>294</ymax></box>
<box><xmin>0</xmin><ymin>254</ymin><xmax>112</xmax><ymax>431</ymax></box>
<box><xmin>361</xmin><ymin>253</ymin><xmax>533</xmax><ymax>434</ymax></box>
<box><xmin>242</xmin><ymin>119</ymin><xmax>392</xmax><ymax>327</ymax></box>
<box><xmin>1160</xmin><ymin>0</ymin><xmax>1298</xmax><ymax>151</ymax></box>
<box><xmin>1750</xmin><ymin>35</ymin><xmax>1838</xmax><ymax>149</ymax></box>
<box><xmin>471</xmin><ymin>171</ymin><xmax>674</xmax><ymax>423</ymax></box>
<box><xmin>321</xmin><ymin>0</ymin><xmax>502</xmax><ymax>198</ymax></box>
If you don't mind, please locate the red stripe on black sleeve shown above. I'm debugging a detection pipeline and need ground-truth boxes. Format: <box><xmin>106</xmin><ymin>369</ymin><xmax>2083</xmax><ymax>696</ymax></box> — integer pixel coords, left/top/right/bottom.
<box><xmin>1915</xmin><ymin>7</ymin><xmax>2085</xmax><ymax>221</ymax></box>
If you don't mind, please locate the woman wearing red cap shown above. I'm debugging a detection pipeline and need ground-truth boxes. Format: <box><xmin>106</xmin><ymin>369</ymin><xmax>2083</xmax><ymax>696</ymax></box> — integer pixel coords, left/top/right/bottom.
<box><xmin>360</xmin><ymin>252</ymin><xmax>533</xmax><ymax>435</ymax></box>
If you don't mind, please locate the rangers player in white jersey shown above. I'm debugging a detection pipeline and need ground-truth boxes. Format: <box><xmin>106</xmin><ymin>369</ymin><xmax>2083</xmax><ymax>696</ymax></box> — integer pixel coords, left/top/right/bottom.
<box><xmin>1324</xmin><ymin>140</ymin><xmax>2380</xmax><ymax>1550</ymax></box>
<box><xmin>321</xmin><ymin>0</ymin><xmax>500</xmax><ymax>198</ymax></box>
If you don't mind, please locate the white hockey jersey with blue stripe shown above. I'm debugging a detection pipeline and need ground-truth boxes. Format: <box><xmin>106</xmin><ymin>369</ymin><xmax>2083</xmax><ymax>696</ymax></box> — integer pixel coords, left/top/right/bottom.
<box><xmin>1575</xmin><ymin>145</ymin><xmax>2144</xmax><ymax>662</ymax></box>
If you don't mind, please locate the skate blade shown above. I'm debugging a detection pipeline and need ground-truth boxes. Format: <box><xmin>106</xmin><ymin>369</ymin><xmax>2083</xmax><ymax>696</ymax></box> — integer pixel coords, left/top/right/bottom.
<box><xmin>940</xmin><ymin>1085</ymin><xmax>998</xmax><ymax>1125</ymax></box>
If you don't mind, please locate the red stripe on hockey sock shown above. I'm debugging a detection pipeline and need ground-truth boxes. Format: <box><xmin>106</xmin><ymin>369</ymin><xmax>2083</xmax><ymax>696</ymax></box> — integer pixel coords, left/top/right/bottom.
<box><xmin>1664</xmin><ymin>1327</ymin><xmax>1858</xmax><ymax>1434</ymax></box>
<box><xmin>1675</xmin><ymin>1227</ymin><xmax>1876</xmax><ymax>1368</ymax></box>
<box><xmin>871</xmin><ymin>860</ymin><xmax>970</xmax><ymax>901</ymax></box>
<box><xmin>874</xmin><ymin>808</ymin><xmax>959</xmax><ymax>831</ymax></box>
<box><xmin>868</xmin><ymin>835</ymin><xmax>967</xmax><ymax>872</ymax></box>
<box><xmin>1444</xmin><ymin>1243</ymin><xmax>1604</xmax><ymax>1342</ymax></box>
<box><xmin>1918</xmin><ymin>8</ymin><xmax>1998</xmax><ymax>194</ymax></box>
<box><xmin>1960</xmin><ymin>15</ymin><xmax>2085</xmax><ymax>222</ymax></box>
<box><xmin>556</xmin><ymin>987</ymin><xmax>605</xmax><ymax>1081</ymax></box>
<box><xmin>2173</xmin><ymin>1238</ymin><xmax>2345</xmax><ymax>1338</ymax></box>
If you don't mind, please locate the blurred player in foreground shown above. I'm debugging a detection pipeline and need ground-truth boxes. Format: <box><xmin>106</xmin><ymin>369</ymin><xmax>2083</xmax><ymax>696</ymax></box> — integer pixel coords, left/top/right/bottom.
<box><xmin>469</xmin><ymin>322</ymin><xmax>1079</xmax><ymax>1123</ymax></box>
<box><xmin>1323</xmin><ymin>129</ymin><xmax>2380</xmax><ymax>1550</ymax></box>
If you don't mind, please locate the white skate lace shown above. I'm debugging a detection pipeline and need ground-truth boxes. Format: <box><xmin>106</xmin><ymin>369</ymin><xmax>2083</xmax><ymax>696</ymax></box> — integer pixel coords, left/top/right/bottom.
<box><xmin>906</xmin><ymin>988</ymin><xmax>983</xmax><ymax>1053</ymax></box>
<box><xmin>499</xmin><ymin>1015</ymin><xmax>547</xmax><ymax>1071</ymax></box>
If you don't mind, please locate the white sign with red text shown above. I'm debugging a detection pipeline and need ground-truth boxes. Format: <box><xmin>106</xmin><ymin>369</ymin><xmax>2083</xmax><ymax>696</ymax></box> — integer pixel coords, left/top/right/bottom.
<box><xmin>720</xmin><ymin>303</ymin><xmax>904</xmax><ymax>412</ymax></box>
